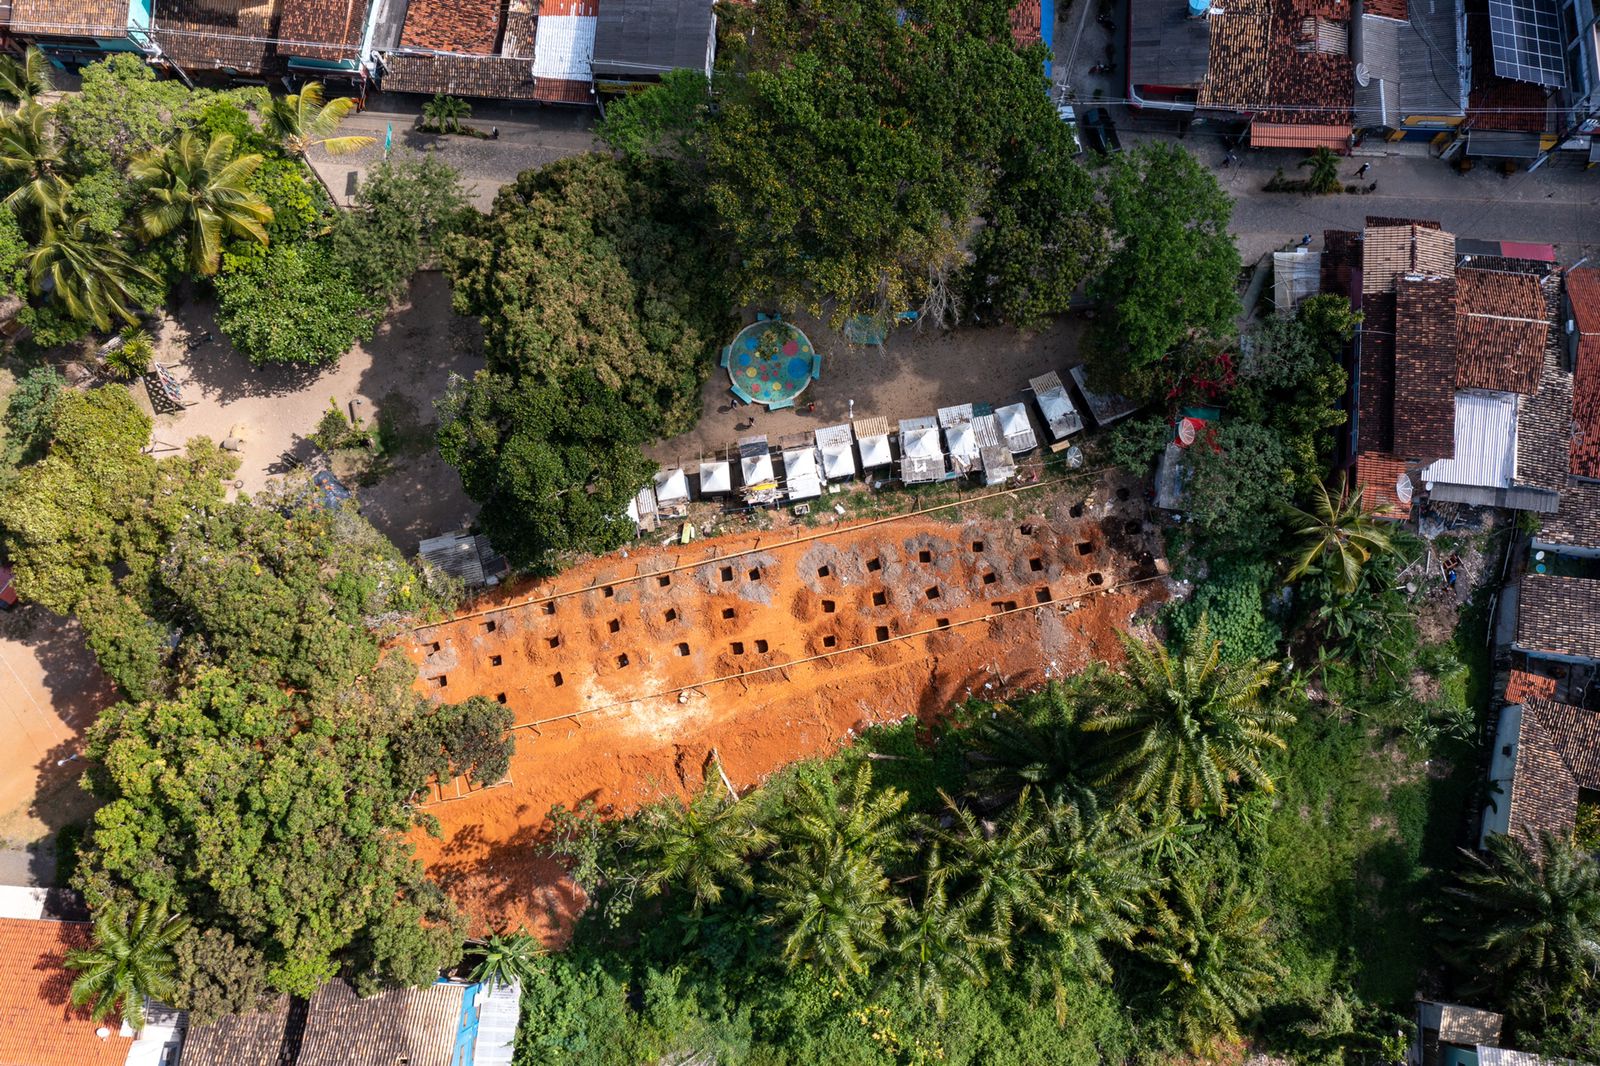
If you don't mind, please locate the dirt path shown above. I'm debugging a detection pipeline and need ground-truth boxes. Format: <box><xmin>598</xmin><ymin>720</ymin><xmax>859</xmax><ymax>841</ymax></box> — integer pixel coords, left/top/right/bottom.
<box><xmin>401</xmin><ymin>472</ymin><xmax>1170</xmax><ymax>941</ymax></box>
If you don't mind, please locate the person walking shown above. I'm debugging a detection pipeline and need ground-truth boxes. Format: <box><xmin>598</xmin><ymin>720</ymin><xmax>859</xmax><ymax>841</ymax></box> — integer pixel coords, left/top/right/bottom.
<box><xmin>1355</xmin><ymin>161</ymin><xmax>1371</xmax><ymax>178</ymax></box>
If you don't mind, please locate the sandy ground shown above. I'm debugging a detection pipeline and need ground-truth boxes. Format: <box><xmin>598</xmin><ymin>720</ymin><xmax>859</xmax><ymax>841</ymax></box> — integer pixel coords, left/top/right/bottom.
<box><xmin>0</xmin><ymin>609</ymin><xmax>113</xmax><ymax>885</ymax></box>
<box><xmin>143</xmin><ymin>271</ymin><xmax>483</xmax><ymax>549</ymax></box>
<box><xmin>650</xmin><ymin>314</ymin><xmax>1086</xmax><ymax>466</ymax></box>
<box><xmin>399</xmin><ymin>471</ymin><xmax>1171</xmax><ymax>941</ymax></box>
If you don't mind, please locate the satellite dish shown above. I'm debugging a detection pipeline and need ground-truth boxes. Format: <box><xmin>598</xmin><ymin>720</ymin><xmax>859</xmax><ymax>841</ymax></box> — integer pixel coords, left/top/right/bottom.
<box><xmin>95</xmin><ymin>1028</ymin><xmax>111</xmax><ymax>1040</ymax></box>
<box><xmin>1177</xmin><ymin>418</ymin><xmax>1197</xmax><ymax>446</ymax></box>
<box><xmin>1355</xmin><ymin>62</ymin><xmax>1370</xmax><ymax>87</ymax></box>
<box><xmin>1395</xmin><ymin>473</ymin><xmax>1413</xmax><ymax>505</ymax></box>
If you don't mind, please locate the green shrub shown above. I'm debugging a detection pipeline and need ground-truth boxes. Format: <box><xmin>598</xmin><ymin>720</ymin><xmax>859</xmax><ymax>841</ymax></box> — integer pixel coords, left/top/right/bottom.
<box><xmin>1165</xmin><ymin>560</ymin><xmax>1282</xmax><ymax>662</ymax></box>
<box><xmin>215</xmin><ymin>244</ymin><xmax>380</xmax><ymax>366</ymax></box>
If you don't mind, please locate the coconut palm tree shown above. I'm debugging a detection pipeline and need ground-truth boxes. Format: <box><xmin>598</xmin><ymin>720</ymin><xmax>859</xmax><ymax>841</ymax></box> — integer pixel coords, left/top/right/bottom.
<box><xmin>933</xmin><ymin>788</ymin><xmax>1055</xmax><ymax>965</ymax></box>
<box><xmin>761</xmin><ymin>846</ymin><xmax>905</xmax><ymax>979</ymax></box>
<box><xmin>888</xmin><ymin>846</ymin><xmax>1000</xmax><ymax>1016</ymax></box>
<box><xmin>1141</xmin><ymin>873</ymin><xmax>1281</xmax><ymax>1054</ymax></box>
<box><xmin>466</xmin><ymin>927</ymin><xmax>544</xmax><ymax>992</ymax></box>
<box><xmin>0</xmin><ymin>101</ymin><xmax>71</xmax><ymax>220</ymax></box>
<box><xmin>0</xmin><ymin>47</ymin><xmax>53</xmax><ymax>105</ymax></box>
<box><xmin>1282</xmin><ymin>475</ymin><xmax>1397</xmax><ymax>594</ymax></box>
<box><xmin>263</xmin><ymin>81</ymin><xmax>375</xmax><ymax>160</ymax></box>
<box><xmin>65</xmin><ymin>900</ymin><xmax>189</xmax><ymax>1031</ymax></box>
<box><xmin>779</xmin><ymin>763</ymin><xmax>910</xmax><ymax>866</ymax></box>
<box><xmin>1300</xmin><ymin>146</ymin><xmax>1341</xmax><ymax>194</ymax></box>
<box><xmin>421</xmin><ymin>94</ymin><xmax>472</xmax><ymax>135</ymax></box>
<box><xmin>620</xmin><ymin>760</ymin><xmax>774</xmax><ymax>911</ymax></box>
<box><xmin>131</xmin><ymin>131</ymin><xmax>273</xmax><ymax>276</ymax></box>
<box><xmin>1085</xmin><ymin>622</ymin><xmax>1289</xmax><ymax>817</ymax></box>
<box><xmin>25</xmin><ymin>213</ymin><xmax>157</xmax><ymax>331</ymax></box>
<box><xmin>964</xmin><ymin>682</ymin><xmax>1102</xmax><ymax>825</ymax></box>
<box><xmin>1441</xmin><ymin>830</ymin><xmax>1600</xmax><ymax>1018</ymax></box>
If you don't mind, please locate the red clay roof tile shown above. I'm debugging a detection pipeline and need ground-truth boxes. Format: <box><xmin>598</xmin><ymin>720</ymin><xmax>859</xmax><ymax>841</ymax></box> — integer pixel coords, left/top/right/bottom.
<box><xmin>1393</xmin><ymin>274</ymin><xmax>1458</xmax><ymax>461</ymax></box>
<box><xmin>0</xmin><ymin>918</ymin><xmax>134</xmax><ymax>1066</ymax></box>
<box><xmin>399</xmin><ymin>0</ymin><xmax>502</xmax><ymax>54</ymax></box>
<box><xmin>1455</xmin><ymin>268</ymin><xmax>1548</xmax><ymax>394</ymax></box>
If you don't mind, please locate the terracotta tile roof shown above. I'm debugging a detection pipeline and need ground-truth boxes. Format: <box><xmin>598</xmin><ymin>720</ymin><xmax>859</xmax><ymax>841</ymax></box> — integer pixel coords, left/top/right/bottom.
<box><xmin>1365</xmin><ymin>216</ymin><xmax>1443</xmax><ymax>230</ymax></box>
<box><xmin>1516</xmin><ymin>574</ymin><xmax>1600</xmax><ymax>661</ymax></box>
<box><xmin>1514</xmin><ymin>275</ymin><xmax>1573</xmax><ymax>493</ymax></box>
<box><xmin>1199</xmin><ymin>0</ymin><xmax>1274</xmax><ymax>109</ymax></box>
<box><xmin>1358</xmin><ymin>291</ymin><xmax>1398</xmax><ymax>454</ymax></box>
<box><xmin>536</xmin><ymin>78</ymin><xmax>595</xmax><ymax>103</ymax></box>
<box><xmin>0</xmin><ymin>918</ymin><xmax>135</xmax><ymax>1066</ymax></box>
<box><xmin>1362</xmin><ymin>223</ymin><xmax>1456</xmax><ymax>295</ymax></box>
<box><xmin>1366</xmin><ymin>0</ymin><xmax>1406</xmax><ymax>16</ymax></box>
<box><xmin>278</xmin><ymin>0</ymin><xmax>370</xmax><ymax>59</ymax></box>
<box><xmin>1570</xmin><ymin>269</ymin><xmax>1600</xmax><ymax>480</ymax></box>
<box><xmin>1455</xmin><ymin>268</ymin><xmax>1548</xmax><ymax>394</ymax></box>
<box><xmin>296</xmin><ymin>980</ymin><xmax>465</xmax><ymax>1066</ymax></box>
<box><xmin>1321</xmin><ymin>229</ymin><xmax>1360</xmax><ymax>298</ymax></box>
<box><xmin>1569</xmin><ymin>268</ymin><xmax>1600</xmax><ymax>336</ymax></box>
<box><xmin>1539</xmin><ymin>479</ymin><xmax>1600</xmax><ymax>553</ymax></box>
<box><xmin>151</xmin><ymin>0</ymin><xmax>283</xmax><ymax>75</ymax></box>
<box><xmin>180</xmin><ymin>995</ymin><xmax>302</xmax><ymax>1066</ymax></box>
<box><xmin>1010</xmin><ymin>0</ymin><xmax>1042</xmax><ymax>47</ymax></box>
<box><xmin>380</xmin><ymin>54</ymin><xmax>542</xmax><ymax>99</ymax></box>
<box><xmin>1507</xmin><ymin>698</ymin><xmax>1600</xmax><ymax>842</ymax></box>
<box><xmin>1506</xmin><ymin>669</ymin><xmax>1558</xmax><ymax>704</ymax></box>
<box><xmin>1249</xmin><ymin>120</ymin><xmax>1350</xmax><ymax>149</ymax></box>
<box><xmin>1198</xmin><ymin>0</ymin><xmax>1352</xmax><ymax>123</ymax></box>
<box><xmin>1393</xmin><ymin>275</ymin><xmax>1458</xmax><ymax>461</ymax></box>
<box><xmin>10</xmin><ymin>0</ymin><xmax>128</xmax><ymax>35</ymax></box>
<box><xmin>1355</xmin><ymin>452</ymin><xmax>1414</xmax><ymax>518</ymax></box>
<box><xmin>398</xmin><ymin>0</ymin><xmax>502</xmax><ymax>54</ymax></box>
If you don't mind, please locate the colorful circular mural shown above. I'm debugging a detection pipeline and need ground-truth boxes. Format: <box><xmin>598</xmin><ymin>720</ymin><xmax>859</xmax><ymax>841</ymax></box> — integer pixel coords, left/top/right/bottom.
<box><xmin>727</xmin><ymin>321</ymin><xmax>817</xmax><ymax>406</ymax></box>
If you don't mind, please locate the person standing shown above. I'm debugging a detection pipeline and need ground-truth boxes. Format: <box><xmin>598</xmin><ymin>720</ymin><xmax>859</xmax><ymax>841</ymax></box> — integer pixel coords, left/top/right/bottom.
<box><xmin>1356</xmin><ymin>161</ymin><xmax>1371</xmax><ymax>178</ymax></box>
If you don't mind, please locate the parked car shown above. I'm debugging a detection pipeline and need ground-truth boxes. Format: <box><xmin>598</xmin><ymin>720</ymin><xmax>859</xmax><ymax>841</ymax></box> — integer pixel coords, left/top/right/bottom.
<box><xmin>1056</xmin><ymin>103</ymin><xmax>1080</xmax><ymax>153</ymax></box>
<box><xmin>1081</xmin><ymin>108</ymin><xmax>1122</xmax><ymax>155</ymax></box>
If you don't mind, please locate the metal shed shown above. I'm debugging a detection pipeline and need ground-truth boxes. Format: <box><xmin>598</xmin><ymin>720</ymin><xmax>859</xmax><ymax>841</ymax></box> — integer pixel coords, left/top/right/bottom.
<box><xmin>814</xmin><ymin>423</ymin><xmax>857</xmax><ymax>480</ymax></box>
<box><xmin>1069</xmin><ymin>365</ymin><xmax>1140</xmax><ymax>426</ymax></box>
<box><xmin>1029</xmin><ymin>371</ymin><xmax>1084</xmax><ymax>447</ymax></box>
<box><xmin>698</xmin><ymin>459</ymin><xmax>732</xmax><ymax>495</ymax></box>
<box><xmin>994</xmin><ymin>403</ymin><xmax>1038</xmax><ymax>454</ymax></box>
<box><xmin>898</xmin><ymin>416</ymin><xmax>946</xmax><ymax>484</ymax></box>
<box><xmin>938</xmin><ymin>404</ymin><xmax>980</xmax><ymax>475</ymax></box>
<box><xmin>654</xmin><ymin>467</ymin><xmax>691</xmax><ymax>506</ymax></box>
<box><xmin>854</xmin><ymin>416</ymin><xmax>894</xmax><ymax>470</ymax></box>
<box><xmin>782</xmin><ymin>445</ymin><xmax>823</xmax><ymax>500</ymax></box>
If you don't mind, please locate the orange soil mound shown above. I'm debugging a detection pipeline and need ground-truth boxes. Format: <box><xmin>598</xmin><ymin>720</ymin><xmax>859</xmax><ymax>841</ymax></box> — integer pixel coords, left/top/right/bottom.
<box><xmin>403</xmin><ymin>479</ymin><xmax>1170</xmax><ymax>942</ymax></box>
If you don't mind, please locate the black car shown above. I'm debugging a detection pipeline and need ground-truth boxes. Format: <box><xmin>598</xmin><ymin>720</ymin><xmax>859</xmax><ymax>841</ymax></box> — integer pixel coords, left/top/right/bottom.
<box><xmin>1081</xmin><ymin>108</ymin><xmax>1122</xmax><ymax>155</ymax></box>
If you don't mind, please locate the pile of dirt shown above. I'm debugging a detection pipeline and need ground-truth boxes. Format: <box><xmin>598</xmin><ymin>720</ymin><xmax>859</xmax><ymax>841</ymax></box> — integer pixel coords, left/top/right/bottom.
<box><xmin>402</xmin><ymin>477</ymin><xmax>1171</xmax><ymax>941</ymax></box>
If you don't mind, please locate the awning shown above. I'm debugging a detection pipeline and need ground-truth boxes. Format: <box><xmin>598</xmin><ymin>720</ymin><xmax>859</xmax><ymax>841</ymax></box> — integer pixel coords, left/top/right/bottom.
<box><xmin>1501</xmin><ymin>241</ymin><xmax>1556</xmax><ymax>262</ymax></box>
<box><xmin>1248</xmin><ymin>121</ymin><xmax>1350</xmax><ymax>150</ymax></box>
<box><xmin>698</xmin><ymin>460</ymin><xmax>732</xmax><ymax>494</ymax></box>
<box><xmin>1465</xmin><ymin>129</ymin><xmax>1542</xmax><ymax>159</ymax></box>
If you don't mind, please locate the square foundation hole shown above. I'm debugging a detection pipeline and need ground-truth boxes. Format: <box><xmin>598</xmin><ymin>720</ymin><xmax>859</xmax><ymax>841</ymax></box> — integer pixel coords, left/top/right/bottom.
<box><xmin>720</xmin><ymin>566</ymin><xmax>735</xmax><ymax>582</ymax></box>
<box><xmin>615</xmin><ymin>653</ymin><xmax>630</xmax><ymax>668</ymax></box>
<box><xmin>748</xmin><ymin>567</ymin><xmax>761</xmax><ymax>581</ymax></box>
<box><xmin>754</xmin><ymin>639</ymin><xmax>769</xmax><ymax>653</ymax></box>
<box><xmin>821</xmin><ymin>599</ymin><xmax>837</xmax><ymax>613</ymax></box>
<box><xmin>866</xmin><ymin>557</ymin><xmax>882</xmax><ymax>572</ymax></box>
<box><xmin>489</xmin><ymin>655</ymin><xmax>503</xmax><ymax>667</ymax></box>
<box><xmin>1076</xmin><ymin>542</ymin><xmax>1094</xmax><ymax>556</ymax></box>
<box><xmin>1035</xmin><ymin>587</ymin><xmax>1053</xmax><ymax>604</ymax></box>
<box><xmin>1088</xmin><ymin>572</ymin><xmax>1105</xmax><ymax>586</ymax></box>
<box><xmin>608</xmin><ymin>618</ymin><xmax>621</xmax><ymax>633</ymax></box>
<box><xmin>936</xmin><ymin>617</ymin><xmax>951</xmax><ymax>629</ymax></box>
<box><xmin>675</xmin><ymin>642</ymin><xmax>690</xmax><ymax>656</ymax></box>
<box><xmin>817</xmin><ymin>565</ymin><xmax>831</xmax><ymax>578</ymax></box>
<box><xmin>1069</xmin><ymin>503</ymin><xmax>1084</xmax><ymax>518</ymax></box>
<box><xmin>495</xmin><ymin>692</ymin><xmax>507</xmax><ymax>704</ymax></box>
<box><xmin>874</xmin><ymin>626</ymin><xmax>891</xmax><ymax>641</ymax></box>
<box><xmin>918</xmin><ymin>549</ymin><xmax>932</xmax><ymax>563</ymax></box>
<box><xmin>542</xmin><ymin>602</ymin><xmax>556</xmax><ymax>616</ymax></box>
<box><xmin>547</xmin><ymin>635</ymin><xmax>561</xmax><ymax>649</ymax></box>
<box><xmin>430</xmin><ymin>641</ymin><xmax>441</xmax><ymax>653</ymax></box>
<box><xmin>664</xmin><ymin>608</ymin><xmax>678</xmax><ymax>622</ymax></box>
<box><xmin>657</xmin><ymin>575</ymin><xmax>671</xmax><ymax>588</ymax></box>
<box><xmin>552</xmin><ymin>672</ymin><xmax>564</xmax><ymax>687</ymax></box>
<box><xmin>925</xmin><ymin>586</ymin><xmax>941</xmax><ymax>601</ymax></box>
<box><xmin>435</xmin><ymin>675</ymin><xmax>448</xmax><ymax>687</ymax></box>
<box><xmin>601</xmin><ymin>585</ymin><xmax>614</xmax><ymax>598</ymax></box>
<box><xmin>731</xmin><ymin>641</ymin><xmax>745</xmax><ymax>655</ymax></box>
<box><xmin>822</xmin><ymin>634</ymin><xmax>837</xmax><ymax>648</ymax></box>
<box><xmin>971</xmin><ymin>541</ymin><xmax>984</xmax><ymax>552</ymax></box>
<box><xmin>1029</xmin><ymin>557</ymin><xmax>1044</xmax><ymax>572</ymax></box>
<box><xmin>872</xmin><ymin>591</ymin><xmax>888</xmax><ymax>606</ymax></box>
<box><xmin>483</xmin><ymin>620</ymin><xmax>497</xmax><ymax>633</ymax></box>
<box><xmin>722</xmin><ymin>607</ymin><xmax>736</xmax><ymax>620</ymax></box>
<box><xmin>982</xmin><ymin>572</ymin><xmax>998</xmax><ymax>585</ymax></box>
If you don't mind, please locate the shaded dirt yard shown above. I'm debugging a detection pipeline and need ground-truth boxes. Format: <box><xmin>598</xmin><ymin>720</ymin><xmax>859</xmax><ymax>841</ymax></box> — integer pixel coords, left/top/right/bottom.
<box><xmin>400</xmin><ymin>471</ymin><xmax>1172</xmax><ymax>941</ymax></box>
<box><xmin>142</xmin><ymin>271</ymin><xmax>483</xmax><ymax>549</ymax></box>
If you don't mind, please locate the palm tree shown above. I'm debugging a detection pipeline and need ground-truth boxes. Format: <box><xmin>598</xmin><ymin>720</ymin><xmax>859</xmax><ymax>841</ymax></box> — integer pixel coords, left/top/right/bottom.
<box><xmin>1085</xmin><ymin>622</ymin><xmax>1289</xmax><ymax>817</ymax></box>
<box><xmin>1281</xmin><ymin>475</ymin><xmax>1397</xmax><ymax>594</ymax></box>
<box><xmin>933</xmin><ymin>788</ymin><xmax>1055</xmax><ymax>965</ymax></box>
<box><xmin>888</xmin><ymin>846</ymin><xmax>1000</xmax><ymax>1016</ymax></box>
<box><xmin>1141</xmin><ymin>873</ymin><xmax>1281</xmax><ymax>1054</ymax></box>
<box><xmin>620</xmin><ymin>761</ymin><xmax>774</xmax><ymax>911</ymax></box>
<box><xmin>25</xmin><ymin>214</ymin><xmax>157</xmax><ymax>331</ymax></box>
<box><xmin>1441</xmin><ymin>830</ymin><xmax>1600</xmax><ymax>1018</ymax></box>
<box><xmin>1300</xmin><ymin>146</ymin><xmax>1341</xmax><ymax>194</ymax></box>
<box><xmin>779</xmin><ymin>763</ymin><xmax>910</xmax><ymax>866</ymax></box>
<box><xmin>263</xmin><ymin>81</ymin><xmax>375</xmax><ymax>160</ymax></box>
<box><xmin>963</xmin><ymin>682</ymin><xmax>1102</xmax><ymax>824</ymax></box>
<box><xmin>0</xmin><ymin>47</ymin><xmax>53</xmax><ymax>105</ymax></box>
<box><xmin>466</xmin><ymin>927</ymin><xmax>544</xmax><ymax>992</ymax></box>
<box><xmin>131</xmin><ymin>131</ymin><xmax>273</xmax><ymax>276</ymax></box>
<box><xmin>65</xmin><ymin>900</ymin><xmax>189</xmax><ymax>1031</ymax></box>
<box><xmin>0</xmin><ymin>102</ymin><xmax>71</xmax><ymax>220</ymax></box>
<box><xmin>761</xmin><ymin>847</ymin><xmax>905</xmax><ymax>979</ymax></box>
<box><xmin>422</xmin><ymin>94</ymin><xmax>472</xmax><ymax>135</ymax></box>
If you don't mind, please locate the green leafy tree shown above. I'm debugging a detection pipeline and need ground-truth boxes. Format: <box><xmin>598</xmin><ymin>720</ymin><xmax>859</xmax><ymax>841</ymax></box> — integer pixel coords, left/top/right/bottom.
<box><xmin>1180</xmin><ymin>421</ymin><xmax>1297</xmax><ymax>556</ymax></box>
<box><xmin>65</xmin><ymin>900</ymin><xmax>190</xmax><ymax>1030</ymax></box>
<box><xmin>0</xmin><ymin>46</ymin><xmax>53</xmax><ymax>104</ymax></box>
<box><xmin>1230</xmin><ymin>300</ymin><xmax>1352</xmax><ymax>490</ymax></box>
<box><xmin>468</xmin><ymin>928</ymin><xmax>545</xmax><ymax>992</ymax></box>
<box><xmin>2</xmin><ymin>364</ymin><xmax>63</xmax><ymax>465</ymax></box>
<box><xmin>1281</xmin><ymin>475</ymin><xmax>1397</xmax><ymax>594</ymax></box>
<box><xmin>597</xmin><ymin>70</ymin><xmax>710</xmax><ymax>160</ymax></box>
<box><xmin>132</xmin><ymin>131</ymin><xmax>273</xmax><ymax>276</ymax></box>
<box><xmin>215</xmin><ymin>243</ymin><xmax>379</xmax><ymax>365</ymax></box>
<box><xmin>392</xmin><ymin>695</ymin><xmax>515</xmax><ymax>789</ymax></box>
<box><xmin>0</xmin><ymin>101</ymin><xmax>72</xmax><ymax>221</ymax></box>
<box><xmin>263</xmin><ymin>81</ymin><xmax>374</xmax><ymax>160</ymax></box>
<box><xmin>24</xmin><ymin>213</ymin><xmax>158</xmax><ymax>330</ymax></box>
<box><xmin>704</xmin><ymin>0</ymin><xmax>1064</xmax><ymax>319</ymax></box>
<box><xmin>1442</xmin><ymin>830</ymin><xmax>1600</xmax><ymax>1019</ymax></box>
<box><xmin>1300</xmin><ymin>146</ymin><xmax>1341</xmax><ymax>194</ymax></box>
<box><xmin>53</xmin><ymin>55</ymin><xmax>210</xmax><ymax>173</ymax></box>
<box><xmin>1086</xmin><ymin>622</ymin><xmax>1288</xmax><ymax>816</ymax></box>
<box><xmin>1086</xmin><ymin>143</ymin><xmax>1241</xmax><ymax>388</ymax></box>
<box><xmin>889</xmin><ymin>846</ymin><xmax>999</xmax><ymax>1016</ymax></box>
<box><xmin>171</xmin><ymin>927</ymin><xmax>277</xmax><ymax>1026</ymax></box>
<box><xmin>1164</xmin><ymin>561</ymin><xmax>1281</xmax><ymax>663</ymax></box>
<box><xmin>619</xmin><ymin>763</ymin><xmax>774</xmax><ymax>911</ymax></box>
<box><xmin>331</xmin><ymin>155</ymin><xmax>471</xmax><ymax>301</ymax></box>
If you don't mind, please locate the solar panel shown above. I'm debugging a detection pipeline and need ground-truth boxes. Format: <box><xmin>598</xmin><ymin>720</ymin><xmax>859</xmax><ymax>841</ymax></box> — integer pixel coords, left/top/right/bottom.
<box><xmin>1487</xmin><ymin>0</ymin><xmax>1567</xmax><ymax>88</ymax></box>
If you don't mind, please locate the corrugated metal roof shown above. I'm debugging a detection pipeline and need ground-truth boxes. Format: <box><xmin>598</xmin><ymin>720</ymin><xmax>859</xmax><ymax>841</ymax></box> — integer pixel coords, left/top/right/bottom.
<box><xmin>1354</xmin><ymin>14</ymin><xmax>1401</xmax><ymax>127</ymax></box>
<box><xmin>1068</xmin><ymin>365</ymin><xmax>1140</xmax><ymax>426</ymax></box>
<box><xmin>472</xmin><ymin>981</ymin><xmax>521</xmax><ymax>1066</ymax></box>
<box><xmin>591</xmin><ymin>0</ymin><xmax>714</xmax><ymax>78</ymax></box>
<box><xmin>698</xmin><ymin>460</ymin><xmax>732</xmax><ymax>494</ymax></box>
<box><xmin>1398</xmin><ymin>0</ymin><xmax>1466</xmax><ymax>117</ymax></box>
<box><xmin>1274</xmin><ymin>248</ymin><xmax>1323</xmax><ymax>310</ymax></box>
<box><xmin>1477</xmin><ymin>1046</ymin><xmax>1592</xmax><ymax>1065</ymax></box>
<box><xmin>995</xmin><ymin>403</ymin><xmax>1038</xmax><ymax>453</ymax></box>
<box><xmin>1422</xmin><ymin>390</ymin><xmax>1520</xmax><ymax>490</ymax></box>
<box><xmin>1028</xmin><ymin>372</ymin><xmax>1083</xmax><ymax>440</ymax></box>
<box><xmin>782</xmin><ymin>447</ymin><xmax>822</xmax><ymax>499</ymax></box>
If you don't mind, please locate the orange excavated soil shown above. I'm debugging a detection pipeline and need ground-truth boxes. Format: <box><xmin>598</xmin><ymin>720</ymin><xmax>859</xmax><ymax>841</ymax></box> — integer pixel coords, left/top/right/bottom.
<box><xmin>402</xmin><ymin>478</ymin><xmax>1171</xmax><ymax>942</ymax></box>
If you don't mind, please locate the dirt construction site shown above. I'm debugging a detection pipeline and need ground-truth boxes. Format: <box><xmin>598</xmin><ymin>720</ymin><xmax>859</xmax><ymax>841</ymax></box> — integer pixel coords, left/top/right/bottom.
<box><xmin>401</xmin><ymin>472</ymin><xmax>1173</xmax><ymax>941</ymax></box>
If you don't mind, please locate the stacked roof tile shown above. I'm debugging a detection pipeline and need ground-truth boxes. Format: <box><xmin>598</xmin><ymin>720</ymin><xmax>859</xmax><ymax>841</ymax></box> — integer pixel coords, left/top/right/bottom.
<box><xmin>1506</xmin><ymin>698</ymin><xmax>1600</xmax><ymax>841</ymax></box>
<box><xmin>279</xmin><ymin>0</ymin><xmax>371</xmax><ymax>60</ymax></box>
<box><xmin>296</xmin><ymin>980</ymin><xmax>465</xmax><ymax>1066</ymax></box>
<box><xmin>1538</xmin><ymin>480</ymin><xmax>1600</xmax><ymax>552</ymax></box>
<box><xmin>1506</xmin><ymin>669</ymin><xmax>1559</xmax><ymax>704</ymax></box>
<box><xmin>0</xmin><ymin>918</ymin><xmax>134</xmax><ymax>1066</ymax></box>
<box><xmin>1516</xmin><ymin>574</ymin><xmax>1600</xmax><ymax>661</ymax></box>
<box><xmin>179</xmin><ymin>995</ymin><xmax>302</xmax><ymax>1066</ymax></box>
<box><xmin>1393</xmin><ymin>275</ymin><xmax>1459</xmax><ymax>461</ymax></box>
<box><xmin>1569</xmin><ymin>268</ymin><xmax>1600</xmax><ymax>480</ymax></box>
<box><xmin>1362</xmin><ymin>223</ymin><xmax>1456</xmax><ymax>295</ymax></box>
<box><xmin>9</xmin><ymin>0</ymin><xmax>129</xmax><ymax>35</ymax></box>
<box><xmin>1355</xmin><ymin>453</ymin><xmax>1413</xmax><ymax>518</ymax></box>
<box><xmin>1454</xmin><ymin>268</ymin><xmax>1549</xmax><ymax>394</ymax></box>
<box><xmin>1358</xmin><ymin>292</ymin><xmax>1398</xmax><ymax>454</ymax></box>
<box><xmin>398</xmin><ymin>0</ymin><xmax>503</xmax><ymax>53</ymax></box>
<box><xmin>151</xmin><ymin>0</ymin><xmax>282</xmax><ymax>75</ymax></box>
<box><xmin>1199</xmin><ymin>0</ymin><xmax>1353</xmax><ymax>129</ymax></box>
<box><xmin>1365</xmin><ymin>0</ymin><xmax>1407</xmax><ymax>16</ymax></box>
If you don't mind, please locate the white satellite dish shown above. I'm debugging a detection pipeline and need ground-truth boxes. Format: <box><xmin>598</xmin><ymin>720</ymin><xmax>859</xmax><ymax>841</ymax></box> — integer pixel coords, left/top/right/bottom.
<box><xmin>1177</xmin><ymin>418</ymin><xmax>1197</xmax><ymax>446</ymax></box>
<box><xmin>1395</xmin><ymin>473</ymin><xmax>1413</xmax><ymax>505</ymax></box>
<box><xmin>1354</xmin><ymin>62</ymin><xmax>1370</xmax><ymax>87</ymax></box>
